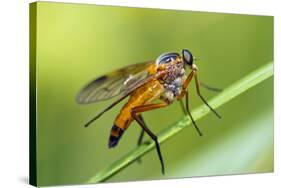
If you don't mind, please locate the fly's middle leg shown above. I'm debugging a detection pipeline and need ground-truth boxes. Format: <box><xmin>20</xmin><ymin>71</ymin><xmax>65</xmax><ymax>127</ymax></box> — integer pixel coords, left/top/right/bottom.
<box><xmin>185</xmin><ymin>90</ymin><xmax>203</xmax><ymax>136</ymax></box>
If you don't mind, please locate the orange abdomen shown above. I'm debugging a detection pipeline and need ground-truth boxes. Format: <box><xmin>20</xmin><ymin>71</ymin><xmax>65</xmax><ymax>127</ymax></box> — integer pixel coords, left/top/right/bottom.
<box><xmin>108</xmin><ymin>79</ymin><xmax>164</xmax><ymax>148</ymax></box>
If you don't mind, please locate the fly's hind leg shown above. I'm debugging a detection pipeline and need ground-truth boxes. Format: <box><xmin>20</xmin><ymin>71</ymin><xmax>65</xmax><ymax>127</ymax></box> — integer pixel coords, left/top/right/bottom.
<box><xmin>137</xmin><ymin>117</ymin><xmax>145</xmax><ymax>146</ymax></box>
<box><xmin>84</xmin><ymin>94</ymin><xmax>129</xmax><ymax>127</ymax></box>
<box><xmin>131</xmin><ymin>102</ymin><xmax>168</xmax><ymax>175</ymax></box>
<box><xmin>136</xmin><ymin>115</ymin><xmax>145</xmax><ymax>164</ymax></box>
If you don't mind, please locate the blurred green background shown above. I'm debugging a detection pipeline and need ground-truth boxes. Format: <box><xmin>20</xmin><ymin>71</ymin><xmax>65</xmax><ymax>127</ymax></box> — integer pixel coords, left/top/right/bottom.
<box><xmin>34</xmin><ymin>2</ymin><xmax>273</xmax><ymax>186</ymax></box>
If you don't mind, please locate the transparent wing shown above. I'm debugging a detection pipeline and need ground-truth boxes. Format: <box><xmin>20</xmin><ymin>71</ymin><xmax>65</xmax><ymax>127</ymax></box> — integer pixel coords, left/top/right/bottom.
<box><xmin>76</xmin><ymin>61</ymin><xmax>154</xmax><ymax>104</ymax></box>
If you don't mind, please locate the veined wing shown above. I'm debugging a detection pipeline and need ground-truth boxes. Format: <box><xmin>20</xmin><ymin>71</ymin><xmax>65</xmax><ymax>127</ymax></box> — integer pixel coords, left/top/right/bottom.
<box><xmin>76</xmin><ymin>61</ymin><xmax>154</xmax><ymax>104</ymax></box>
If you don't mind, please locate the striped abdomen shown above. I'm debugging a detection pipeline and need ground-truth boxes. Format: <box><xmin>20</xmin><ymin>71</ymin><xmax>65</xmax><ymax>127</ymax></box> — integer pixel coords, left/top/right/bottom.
<box><xmin>108</xmin><ymin>79</ymin><xmax>164</xmax><ymax>148</ymax></box>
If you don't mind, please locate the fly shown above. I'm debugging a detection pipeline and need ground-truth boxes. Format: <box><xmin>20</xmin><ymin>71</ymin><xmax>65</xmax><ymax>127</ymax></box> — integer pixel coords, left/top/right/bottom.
<box><xmin>76</xmin><ymin>49</ymin><xmax>221</xmax><ymax>175</ymax></box>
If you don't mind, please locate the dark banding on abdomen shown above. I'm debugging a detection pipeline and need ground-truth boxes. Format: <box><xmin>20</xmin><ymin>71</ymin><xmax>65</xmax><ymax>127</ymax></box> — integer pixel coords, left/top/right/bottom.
<box><xmin>108</xmin><ymin>124</ymin><xmax>124</xmax><ymax>148</ymax></box>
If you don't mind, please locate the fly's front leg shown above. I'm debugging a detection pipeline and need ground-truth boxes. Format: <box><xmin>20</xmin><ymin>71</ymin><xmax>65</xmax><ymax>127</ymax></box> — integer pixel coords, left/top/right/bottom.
<box><xmin>194</xmin><ymin>72</ymin><xmax>221</xmax><ymax>119</ymax></box>
<box><xmin>177</xmin><ymin>71</ymin><xmax>194</xmax><ymax>100</ymax></box>
<box><xmin>131</xmin><ymin>102</ymin><xmax>169</xmax><ymax>175</ymax></box>
<box><xmin>200</xmin><ymin>82</ymin><xmax>223</xmax><ymax>92</ymax></box>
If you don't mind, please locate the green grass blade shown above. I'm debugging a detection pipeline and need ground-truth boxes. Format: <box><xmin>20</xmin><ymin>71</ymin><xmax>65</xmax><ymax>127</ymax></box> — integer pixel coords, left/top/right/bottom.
<box><xmin>87</xmin><ymin>62</ymin><xmax>273</xmax><ymax>183</ymax></box>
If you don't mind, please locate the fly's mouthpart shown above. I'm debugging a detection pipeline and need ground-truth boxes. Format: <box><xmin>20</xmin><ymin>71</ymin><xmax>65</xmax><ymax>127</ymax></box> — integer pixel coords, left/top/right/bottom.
<box><xmin>192</xmin><ymin>64</ymin><xmax>198</xmax><ymax>71</ymax></box>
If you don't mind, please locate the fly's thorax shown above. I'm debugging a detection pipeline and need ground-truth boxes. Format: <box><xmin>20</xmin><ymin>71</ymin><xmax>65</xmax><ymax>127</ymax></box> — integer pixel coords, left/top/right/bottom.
<box><xmin>161</xmin><ymin>63</ymin><xmax>187</xmax><ymax>103</ymax></box>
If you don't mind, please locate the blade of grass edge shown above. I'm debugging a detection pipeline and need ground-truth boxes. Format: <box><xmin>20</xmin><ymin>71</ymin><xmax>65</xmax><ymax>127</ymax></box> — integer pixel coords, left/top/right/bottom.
<box><xmin>87</xmin><ymin>62</ymin><xmax>273</xmax><ymax>183</ymax></box>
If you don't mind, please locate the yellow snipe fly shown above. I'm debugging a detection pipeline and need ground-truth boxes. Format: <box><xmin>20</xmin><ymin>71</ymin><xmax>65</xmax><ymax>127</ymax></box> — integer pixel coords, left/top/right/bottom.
<box><xmin>76</xmin><ymin>49</ymin><xmax>221</xmax><ymax>174</ymax></box>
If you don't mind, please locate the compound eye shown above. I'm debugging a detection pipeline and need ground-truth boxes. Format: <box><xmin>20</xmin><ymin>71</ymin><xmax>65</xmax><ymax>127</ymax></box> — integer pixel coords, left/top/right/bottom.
<box><xmin>182</xmin><ymin>49</ymin><xmax>193</xmax><ymax>66</ymax></box>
